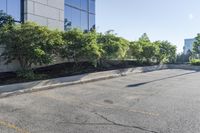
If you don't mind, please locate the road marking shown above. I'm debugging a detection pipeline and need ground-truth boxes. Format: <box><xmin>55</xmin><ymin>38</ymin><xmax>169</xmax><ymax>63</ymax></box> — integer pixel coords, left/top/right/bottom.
<box><xmin>0</xmin><ymin>119</ymin><xmax>30</xmax><ymax>133</ymax></box>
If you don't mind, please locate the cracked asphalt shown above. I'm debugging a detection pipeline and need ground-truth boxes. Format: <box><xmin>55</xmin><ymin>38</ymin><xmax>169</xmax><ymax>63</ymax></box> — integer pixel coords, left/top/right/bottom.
<box><xmin>0</xmin><ymin>69</ymin><xmax>200</xmax><ymax>133</ymax></box>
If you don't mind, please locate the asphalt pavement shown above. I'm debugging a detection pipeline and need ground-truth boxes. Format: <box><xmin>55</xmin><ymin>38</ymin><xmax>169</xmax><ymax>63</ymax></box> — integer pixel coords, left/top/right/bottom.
<box><xmin>0</xmin><ymin>69</ymin><xmax>199</xmax><ymax>133</ymax></box>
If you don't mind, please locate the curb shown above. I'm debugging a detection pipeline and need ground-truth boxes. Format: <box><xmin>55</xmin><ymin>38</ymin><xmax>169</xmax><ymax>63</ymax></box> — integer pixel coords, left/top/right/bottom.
<box><xmin>0</xmin><ymin>65</ymin><xmax>168</xmax><ymax>98</ymax></box>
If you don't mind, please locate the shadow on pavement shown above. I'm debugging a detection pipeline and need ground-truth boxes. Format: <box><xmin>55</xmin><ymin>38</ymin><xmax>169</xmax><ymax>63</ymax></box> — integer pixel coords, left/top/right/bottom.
<box><xmin>127</xmin><ymin>71</ymin><xmax>198</xmax><ymax>88</ymax></box>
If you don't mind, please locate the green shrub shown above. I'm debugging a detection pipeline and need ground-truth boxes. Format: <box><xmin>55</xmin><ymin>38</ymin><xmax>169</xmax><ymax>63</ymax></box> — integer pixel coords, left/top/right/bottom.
<box><xmin>128</xmin><ymin>41</ymin><xmax>143</xmax><ymax>61</ymax></box>
<box><xmin>190</xmin><ymin>59</ymin><xmax>200</xmax><ymax>66</ymax></box>
<box><xmin>0</xmin><ymin>10</ymin><xmax>15</xmax><ymax>28</ymax></box>
<box><xmin>16</xmin><ymin>69</ymin><xmax>47</xmax><ymax>80</ymax></box>
<box><xmin>0</xmin><ymin>22</ymin><xmax>64</xmax><ymax>70</ymax></box>
<box><xmin>97</xmin><ymin>32</ymin><xmax>129</xmax><ymax>60</ymax></box>
<box><xmin>16</xmin><ymin>70</ymin><xmax>37</xmax><ymax>80</ymax></box>
<box><xmin>154</xmin><ymin>41</ymin><xmax>177</xmax><ymax>63</ymax></box>
<box><xmin>61</xmin><ymin>29</ymin><xmax>101</xmax><ymax>67</ymax></box>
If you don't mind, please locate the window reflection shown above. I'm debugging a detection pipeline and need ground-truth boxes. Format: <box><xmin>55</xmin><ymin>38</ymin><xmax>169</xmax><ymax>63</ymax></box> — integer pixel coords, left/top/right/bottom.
<box><xmin>81</xmin><ymin>11</ymin><xmax>88</xmax><ymax>31</ymax></box>
<box><xmin>89</xmin><ymin>14</ymin><xmax>95</xmax><ymax>31</ymax></box>
<box><xmin>71</xmin><ymin>8</ymin><xmax>81</xmax><ymax>28</ymax></box>
<box><xmin>0</xmin><ymin>0</ymin><xmax>21</xmax><ymax>21</ymax></box>
<box><xmin>64</xmin><ymin>0</ymin><xmax>95</xmax><ymax>31</ymax></box>
<box><xmin>81</xmin><ymin>0</ymin><xmax>88</xmax><ymax>11</ymax></box>
<box><xmin>89</xmin><ymin>0</ymin><xmax>95</xmax><ymax>14</ymax></box>
<box><xmin>65</xmin><ymin>0</ymin><xmax>81</xmax><ymax>8</ymax></box>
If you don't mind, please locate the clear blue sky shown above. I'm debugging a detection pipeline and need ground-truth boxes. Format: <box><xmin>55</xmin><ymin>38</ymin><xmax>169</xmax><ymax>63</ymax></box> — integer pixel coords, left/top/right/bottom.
<box><xmin>96</xmin><ymin>0</ymin><xmax>200</xmax><ymax>53</ymax></box>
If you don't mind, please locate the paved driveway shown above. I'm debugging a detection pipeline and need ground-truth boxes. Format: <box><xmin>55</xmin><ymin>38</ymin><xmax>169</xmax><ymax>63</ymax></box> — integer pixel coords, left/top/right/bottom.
<box><xmin>0</xmin><ymin>69</ymin><xmax>199</xmax><ymax>133</ymax></box>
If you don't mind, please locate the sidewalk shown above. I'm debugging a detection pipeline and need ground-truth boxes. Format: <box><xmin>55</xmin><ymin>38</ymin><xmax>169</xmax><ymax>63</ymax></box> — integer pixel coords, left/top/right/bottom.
<box><xmin>0</xmin><ymin>65</ymin><xmax>168</xmax><ymax>98</ymax></box>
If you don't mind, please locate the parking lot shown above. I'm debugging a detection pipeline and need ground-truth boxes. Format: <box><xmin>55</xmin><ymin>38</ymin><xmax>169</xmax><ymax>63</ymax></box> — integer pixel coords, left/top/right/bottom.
<box><xmin>0</xmin><ymin>69</ymin><xmax>200</xmax><ymax>133</ymax></box>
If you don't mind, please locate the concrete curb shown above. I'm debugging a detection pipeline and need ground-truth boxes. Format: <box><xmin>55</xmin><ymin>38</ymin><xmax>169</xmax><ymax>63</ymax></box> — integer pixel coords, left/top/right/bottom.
<box><xmin>167</xmin><ymin>64</ymin><xmax>200</xmax><ymax>71</ymax></box>
<box><xmin>0</xmin><ymin>65</ymin><xmax>169</xmax><ymax>98</ymax></box>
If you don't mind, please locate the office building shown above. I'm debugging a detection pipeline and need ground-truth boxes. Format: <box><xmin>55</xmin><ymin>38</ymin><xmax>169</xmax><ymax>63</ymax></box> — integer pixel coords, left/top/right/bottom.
<box><xmin>0</xmin><ymin>0</ymin><xmax>95</xmax><ymax>31</ymax></box>
<box><xmin>0</xmin><ymin>0</ymin><xmax>96</xmax><ymax>72</ymax></box>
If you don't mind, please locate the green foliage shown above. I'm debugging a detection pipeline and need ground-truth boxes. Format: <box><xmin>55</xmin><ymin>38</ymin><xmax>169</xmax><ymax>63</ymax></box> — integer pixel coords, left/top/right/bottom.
<box><xmin>142</xmin><ymin>43</ymin><xmax>158</xmax><ymax>63</ymax></box>
<box><xmin>155</xmin><ymin>41</ymin><xmax>177</xmax><ymax>63</ymax></box>
<box><xmin>97</xmin><ymin>32</ymin><xmax>129</xmax><ymax>60</ymax></box>
<box><xmin>61</xmin><ymin>29</ymin><xmax>101</xmax><ymax>66</ymax></box>
<box><xmin>0</xmin><ymin>22</ymin><xmax>64</xmax><ymax>70</ymax></box>
<box><xmin>137</xmin><ymin>33</ymin><xmax>159</xmax><ymax>63</ymax></box>
<box><xmin>16</xmin><ymin>70</ymin><xmax>37</xmax><ymax>80</ymax></box>
<box><xmin>128</xmin><ymin>33</ymin><xmax>177</xmax><ymax>64</ymax></box>
<box><xmin>190</xmin><ymin>59</ymin><xmax>200</xmax><ymax>66</ymax></box>
<box><xmin>0</xmin><ymin>20</ymin><xmax>177</xmax><ymax>75</ymax></box>
<box><xmin>193</xmin><ymin>34</ymin><xmax>200</xmax><ymax>54</ymax></box>
<box><xmin>139</xmin><ymin>33</ymin><xmax>150</xmax><ymax>42</ymax></box>
<box><xmin>0</xmin><ymin>10</ymin><xmax>15</xmax><ymax>28</ymax></box>
<box><xmin>184</xmin><ymin>34</ymin><xmax>200</xmax><ymax>64</ymax></box>
<box><xmin>128</xmin><ymin>41</ymin><xmax>143</xmax><ymax>60</ymax></box>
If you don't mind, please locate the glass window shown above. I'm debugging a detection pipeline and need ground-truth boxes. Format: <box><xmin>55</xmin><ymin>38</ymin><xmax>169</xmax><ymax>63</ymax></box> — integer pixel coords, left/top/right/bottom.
<box><xmin>71</xmin><ymin>8</ymin><xmax>81</xmax><ymax>28</ymax></box>
<box><xmin>65</xmin><ymin>0</ymin><xmax>81</xmax><ymax>8</ymax></box>
<box><xmin>7</xmin><ymin>0</ymin><xmax>21</xmax><ymax>21</ymax></box>
<box><xmin>64</xmin><ymin>6</ymin><xmax>72</xmax><ymax>30</ymax></box>
<box><xmin>0</xmin><ymin>0</ymin><xmax>21</xmax><ymax>21</ymax></box>
<box><xmin>65</xmin><ymin>0</ymin><xmax>71</xmax><ymax>5</ymax></box>
<box><xmin>81</xmin><ymin>0</ymin><xmax>88</xmax><ymax>11</ymax></box>
<box><xmin>64</xmin><ymin>0</ymin><xmax>95</xmax><ymax>31</ymax></box>
<box><xmin>81</xmin><ymin>11</ymin><xmax>88</xmax><ymax>31</ymax></box>
<box><xmin>71</xmin><ymin>0</ymin><xmax>81</xmax><ymax>8</ymax></box>
<box><xmin>89</xmin><ymin>0</ymin><xmax>95</xmax><ymax>14</ymax></box>
<box><xmin>89</xmin><ymin>14</ymin><xmax>95</xmax><ymax>30</ymax></box>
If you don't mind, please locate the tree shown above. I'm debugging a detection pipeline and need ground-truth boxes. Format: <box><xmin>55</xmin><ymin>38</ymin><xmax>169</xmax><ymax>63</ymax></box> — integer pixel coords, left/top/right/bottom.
<box><xmin>97</xmin><ymin>32</ymin><xmax>129</xmax><ymax>60</ymax></box>
<box><xmin>0</xmin><ymin>22</ymin><xmax>64</xmax><ymax>70</ymax></box>
<box><xmin>142</xmin><ymin>43</ymin><xmax>159</xmax><ymax>63</ymax></box>
<box><xmin>61</xmin><ymin>29</ymin><xmax>101</xmax><ymax>67</ymax></box>
<box><xmin>154</xmin><ymin>41</ymin><xmax>177</xmax><ymax>63</ymax></box>
<box><xmin>128</xmin><ymin>41</ymin><xmax>143</xmax><ymax>61</ymax></box>
<box><xmin>139</xmin><ymin>33</ymin><xmax>150</xmax><ymax>42</ymax></box>
<box><xmin>176</xmin><ymin>52</ymin><xmax>191</xmax><ymax>63</ymax></box>
<box><xmin>0</xmin><ymin>10</ymin><xmax>15</xmax><ymax>28</ymax></box>
<box><xmin>193</xmin><ymin>34</ymin><xmax>200</xmax><ymax>54</ymax></box>
<box><xmin>168</xmin><ymin>44</ymin><xmax>177</xmax><ymax>63</ymax></box>
<box><xmin>137</xmin><ymin>33</ymin><xmax>159</xmax><ymax>63</ymax></box>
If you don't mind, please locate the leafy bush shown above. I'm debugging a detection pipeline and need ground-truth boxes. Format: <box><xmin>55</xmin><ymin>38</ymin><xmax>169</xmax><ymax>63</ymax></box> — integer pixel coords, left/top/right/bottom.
<box><xmin>154</xmin><ymin>41</ymin><xmax>177</xmax><ymax>63</ymax></box>
<box><xmin>190</xmin><ymin>59</ymin><xmax>200</xmax><ymax>66</ymax></box>
<box><xmin>128</xmin><ymin>41</ymin><xmax>143</xmax><ymax>61</ymax></box>
<box><xmin>16</xmin><ymin>70</ymin><xmax>37</xmax><ymax>80</ymax></box>
<box><xmin>193</xmin><ymin>34</ymin><xmax>200</xmax><ymax>54</ymax></box>
<box><xmin>96</xmin><ymin>32</ymin><xmax>130</xmax><ymax>67</ymax></box>
<box><xmin>0</xmin><ymin>22</ymin><xmax>64</xmax><ymax>70</ymax></box>
<box><xmin>0</xmin><ymin>18</ymin><xmax>177</xmax><ymax>75</ymax></box>
<box><xmin>0</xmin><ymin>10</ymin><xmax>15</xmax><ymax>28</ymax></box>
<box><xmin>61</xmin><ymin>29</ymin><xmax>101</xmax><ymax>67</ymax></box>
<box><xmin>97</xmin><ymin>32</ymin><xmax>129</xmax><ymax>60</ymax></box>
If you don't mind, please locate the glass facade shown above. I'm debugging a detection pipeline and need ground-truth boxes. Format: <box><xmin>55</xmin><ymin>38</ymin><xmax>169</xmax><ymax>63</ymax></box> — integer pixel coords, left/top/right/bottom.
<box><xmin>0</xmin><ymin>0</ymin><xmax>21</xmax><ymax>22</ymax></box>
<box><xmin>64</xmin><ymin>0</ymin><xmax>96</xmax><ymax>31</ymax></box>
<box><xmin>184</xmin><ymin>39</ymin><xmax>195</xmax><ymax>54</ymax></box>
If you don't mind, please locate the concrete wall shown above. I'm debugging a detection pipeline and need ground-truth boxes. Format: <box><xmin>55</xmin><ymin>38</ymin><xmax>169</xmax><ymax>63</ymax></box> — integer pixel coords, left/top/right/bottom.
<box><xmin>0</xmin><ymin>47</ymin><xmax>21</xmax><ymax>72</ymax></box>
<box><xmin>24</xmin><ymin>0</ymin><xmax>64</xmax><ymax>30</ymax></box>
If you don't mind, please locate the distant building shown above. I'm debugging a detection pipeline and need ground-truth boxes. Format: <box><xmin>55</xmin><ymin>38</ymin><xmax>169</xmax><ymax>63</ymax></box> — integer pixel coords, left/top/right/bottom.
<box><xmin>183</xmin><ymin>38</ymin><xmax>195</xmax><ymax>54</ymax></box>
